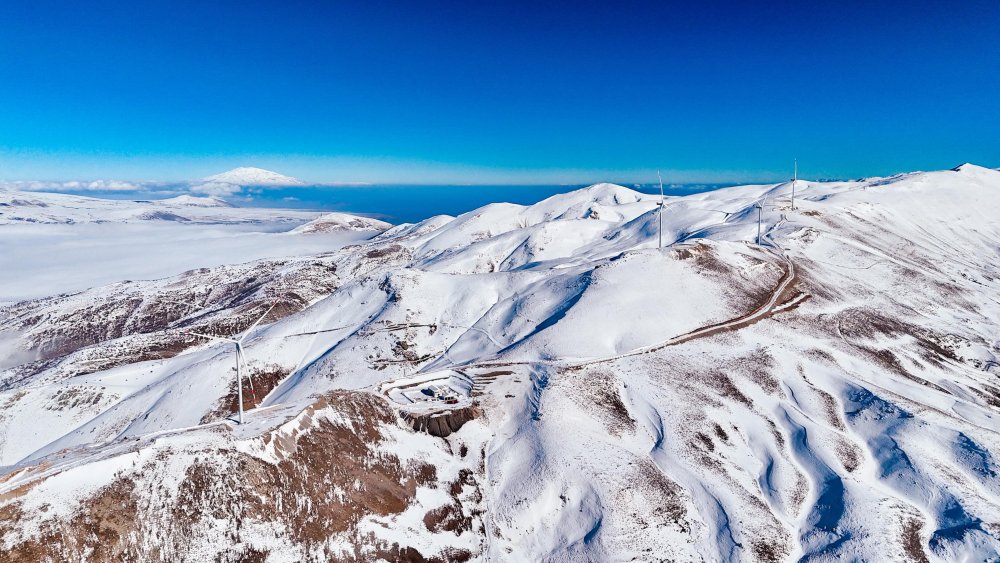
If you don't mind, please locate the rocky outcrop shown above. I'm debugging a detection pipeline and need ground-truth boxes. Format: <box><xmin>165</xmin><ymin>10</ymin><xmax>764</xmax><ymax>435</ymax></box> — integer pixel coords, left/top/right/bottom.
<box><xmin>401</xmin><ymin>405</ymin><xmax>481</xmax><ymax>437</ymax></box>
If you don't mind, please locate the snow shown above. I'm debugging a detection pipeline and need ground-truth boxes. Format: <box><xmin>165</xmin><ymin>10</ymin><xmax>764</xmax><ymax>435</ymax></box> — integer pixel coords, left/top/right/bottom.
<box><xmin>2</xmin><ymin>164</ymin><xmax>1000</xmax><ymax>560</ymax></box>
<box><xmin>157</xmin><ymin>194</ymin><xmax>234</xmax><ymax>207</ymax></box>
<box><xmin>188</xmin><ymin>167</ymin><xmax>306</xmax><ymax>196</ymax></box>
<box><xmin>199</xmin><ymin>166</ymin><xmax>306</xmax><ymax>186</ymax></box>
<box><xmin>380</xmin><ymin>369</ymin><xmax>473</xmax><ymax>411</ymax></box>
<box><xmin>0</xmin><ymin>189</ymin><xmax>386</xmax><ymax>302</ymax></box>
<box><xmin>0</xmin><ymin>223</ymin><xmax>374</xmax><ymax>303</ymax></box>
<box><xmin>290</xmin><ymin>212</ymin><xmax>391</xmax><ymax>234</ymax></box>
<box><xmin>0</xmin><ymin>187</ymin><xmax>318</xmax><ymax>225</ymax></box>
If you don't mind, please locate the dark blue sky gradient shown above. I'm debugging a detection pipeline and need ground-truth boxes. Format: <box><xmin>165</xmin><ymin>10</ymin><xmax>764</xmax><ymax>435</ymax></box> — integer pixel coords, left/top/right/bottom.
<box><xmin>1</xmin><ymin>0</ymin><xmax>997</xmax><ymax>183</ymax></box>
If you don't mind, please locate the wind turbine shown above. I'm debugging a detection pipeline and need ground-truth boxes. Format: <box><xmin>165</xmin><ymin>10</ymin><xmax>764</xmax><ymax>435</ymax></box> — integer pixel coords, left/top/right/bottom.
<box><xmin>656</xmin><ymin>169</ymin><xmax>665</xmax><ymax>249</ymax></box>
<box><xmin>756</xmin><ymin>199</ymin><xmax>764</xmax><ymax>245</ymax></box>
<box><xmin>183</xmin><ymin>301</ymin><xmax>278</xmax><ymax>424</ymax></box>
<box><xmin>791</xmin><ymin>159</ymin><xmax>797</xmax><ymax>210</ymax></box>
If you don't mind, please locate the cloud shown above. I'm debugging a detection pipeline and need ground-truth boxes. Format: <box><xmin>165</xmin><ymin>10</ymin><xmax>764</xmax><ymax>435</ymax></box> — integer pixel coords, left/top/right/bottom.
<box><xmin>0</xmin><ymin>177</ymin><xmax>255</xmax><ymax>198</ymax></box>
<box><xmin>0</xmin><ymin>177</ymin><xmax>263</xmax><ymax>199</ymax></box>
<box><xmin>187</xmin><ymin>181</ymin><xmax>244</xmax><ymax>197</ymax></box>
<box><xmin>0</xmin><ymin>179</ymin><xmax>148</xmax><ymax>192</ymax></box>
<box><xmin>0</xmin><ymin>331</ymin><xmax>38</xmax><ymax>371</ymax></box>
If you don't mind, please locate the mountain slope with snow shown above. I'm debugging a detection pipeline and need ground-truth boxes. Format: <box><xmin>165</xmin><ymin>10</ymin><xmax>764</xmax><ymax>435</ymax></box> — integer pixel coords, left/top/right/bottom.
<box><xmin>291</xmin><ymin>212</ymin><xmax>392</xmax><ymax>234</ymax></box>
<box><xmin>0</xmin><ymin>189</ymin><xmax>387</xmax><ymax>302</ymax></box>
<box><xmin>1</xmin><ymin>166</ymin><xmax>999</xmax><ymax>561</ymax></box>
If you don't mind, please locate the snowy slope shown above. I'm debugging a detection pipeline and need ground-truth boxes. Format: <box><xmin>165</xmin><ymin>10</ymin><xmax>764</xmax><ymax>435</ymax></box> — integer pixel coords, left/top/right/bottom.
<box><xmin>1</xmin><ymin>165</ymin><xmax>999</xmax><ymax>562</ymax></box>
<box><xmin>291</xmin><ymin>212</ymin><xmax>391</xmax><ymax>234</ymax></box>
<box><xmin>0</xmin><ymin>189</ymin><xmax>386</xmax><ymax>302</ymax></box>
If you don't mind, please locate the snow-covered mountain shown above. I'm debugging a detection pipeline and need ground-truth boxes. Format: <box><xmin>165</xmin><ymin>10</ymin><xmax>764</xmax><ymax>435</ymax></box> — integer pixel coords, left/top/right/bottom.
<box><xmin>1</xmin><ymin>165</ymin><xmax>999</xmax><ymax>561</ymax></box>
<box><xmin>291</xmin><ymin>212</ymin><xmax>392</xmax><ymax>234</ymax></box>
<box><xmin>188</xmin><ymin>167</ymin><xmax>307</xmax><ymax>197</ymax></box>
<box><xmin>0</xmin><ymin>188</ymin><xmax>313</xmax><ymax>225</ymax></box>
<box><xmin>187</xmin><ymin>167</ymin><xmax>306</xmax><ymax>197</ymax></box>
<box><xmin>200</xmin><ymin>167</ymin><xmax>306</xmax><ymax>186</ymax></box>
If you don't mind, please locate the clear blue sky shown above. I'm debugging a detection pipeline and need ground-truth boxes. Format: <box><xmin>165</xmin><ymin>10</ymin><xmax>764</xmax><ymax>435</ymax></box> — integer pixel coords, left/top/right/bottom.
<box><xmin>1</xmin><ymin>0</ymin><xmax>997</xmax><ymax>184</ymax></box>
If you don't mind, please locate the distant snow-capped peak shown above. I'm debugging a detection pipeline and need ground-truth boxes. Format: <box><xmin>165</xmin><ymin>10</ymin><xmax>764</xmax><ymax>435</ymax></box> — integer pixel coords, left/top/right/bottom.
<box><xmin>156</xmin><ymin>194</ymin><xmax>234</xmax><ymax>208</ymax></box>
<box><xmin>199</xmin><ymin>167</ymin><xmax>305</xmax><ymax>186</ymax></box>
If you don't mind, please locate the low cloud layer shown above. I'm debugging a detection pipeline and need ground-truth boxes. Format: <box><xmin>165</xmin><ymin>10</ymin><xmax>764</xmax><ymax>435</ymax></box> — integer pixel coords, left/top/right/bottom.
<box><xmin>187</xmin><ymin>181</ymin><xmax>245</xmax><ymax>197</ymax></box>
<box><xmin>0</xmin><ymin>180</ymin><xmax>276</xmax><ymax>198</ymax></box>
<box><xmin>0</xmin><ymin>167</ymin><xmax>310</xmax><ymax>199</ymax></box>
<box><xmin>0</xmin><ymin>179</ymin><xmax>150</xmax><ymax>192</ymax></box>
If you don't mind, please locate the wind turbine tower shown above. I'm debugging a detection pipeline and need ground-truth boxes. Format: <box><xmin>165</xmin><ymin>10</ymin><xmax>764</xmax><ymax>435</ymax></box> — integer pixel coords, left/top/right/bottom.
<box><xmin>791</xmin><ymin>159</ymin><xmax>797</xmax><ymax>210</ymax></box>
<box><xmin>756</xmin><ymin>200</ymin><xmax>763</xmax><ymax>245</ymax></box>
<box><xmin>184</xmin><ymin>302</ymin><xmax>278</xmax><ymax>424</ymax></box>
<box><xmin>657</xmin><ymin>169</ymin><xmax>665</xmax><ymax>249</ymax></box>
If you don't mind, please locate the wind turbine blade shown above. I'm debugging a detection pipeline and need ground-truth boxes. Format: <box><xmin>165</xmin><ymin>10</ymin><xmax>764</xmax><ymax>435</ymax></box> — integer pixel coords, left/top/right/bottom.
<box><xmin>183</xmin><ymin>331</ymin><xmax>237</xmax><ymax>343</ymax></box>
<box><xmin>234</xmin><ymin>343</ymin><xmax>244</xmax><ymax>424</ymax></box>
<box><xmin>239</xmin><ymin>301</ymin><xmax>279</xmax><ymax>343</ymax></box>
<box><xmin>656</xmin><ymin>169</ymin><xmax>665</xmax><ymax>250</ymax></box>
<box><xmin>792</xmin><ymin>158</ymin><xmax>797</xmax><ymax>210</ymax></box>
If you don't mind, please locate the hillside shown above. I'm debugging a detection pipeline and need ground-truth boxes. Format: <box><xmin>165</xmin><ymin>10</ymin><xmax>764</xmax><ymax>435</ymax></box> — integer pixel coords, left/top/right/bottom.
<box><xmin>1</xmin><ymin>166</ymin><xmax>998</xmax><ymax>561</ymax></box>
<box><xmin>291</xmin><ymin>212</ymin><xmax>392</xmax><ymax>234</ymax></box>
<box><xmin>0</xmin><ymin>190</ymin><xmax>385</xmax><ymax>303</ymax></box>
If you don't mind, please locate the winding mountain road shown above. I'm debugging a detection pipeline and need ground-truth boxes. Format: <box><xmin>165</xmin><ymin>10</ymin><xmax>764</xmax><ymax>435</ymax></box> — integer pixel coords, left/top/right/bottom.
<box><xmin>423</xmin><ymin>247</ymin><xmax>805</xmax><ymax>383</ymax></box>
<box><xmin>565</xmin><ymin>251</ymin><xmax>801</xmax><ymax>368</ymax></box>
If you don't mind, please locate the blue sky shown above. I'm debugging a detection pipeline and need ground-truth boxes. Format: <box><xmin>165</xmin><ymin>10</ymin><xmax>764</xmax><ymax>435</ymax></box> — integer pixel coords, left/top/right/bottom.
<box><xmin>1</xmin><ymin>0</ymin><xmax>998</xmax><ymax>184</ymax></box>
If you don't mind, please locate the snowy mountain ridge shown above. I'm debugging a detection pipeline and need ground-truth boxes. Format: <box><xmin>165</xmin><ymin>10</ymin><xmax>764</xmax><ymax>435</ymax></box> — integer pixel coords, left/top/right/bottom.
<box><xmin>0</xmin><ymin>165</ymin><xmax>999</xmax><ymax>561</ymax></box>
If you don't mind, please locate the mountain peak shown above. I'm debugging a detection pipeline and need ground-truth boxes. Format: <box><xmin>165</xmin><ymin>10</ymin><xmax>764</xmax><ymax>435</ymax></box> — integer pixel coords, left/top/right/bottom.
<box><xmin>157</xmin><ymin>194</ymin><xmax>234</xmax><ymax>208</ymax></box>
<box><xmin>200</xmin><ymin>167</ymin><xmax>305</xmax><ymax>186</ymax></box>
<box><xmin>950</xmin><ymin>162</ymin><xmax>997</xmax><ymax>174</ymax></box>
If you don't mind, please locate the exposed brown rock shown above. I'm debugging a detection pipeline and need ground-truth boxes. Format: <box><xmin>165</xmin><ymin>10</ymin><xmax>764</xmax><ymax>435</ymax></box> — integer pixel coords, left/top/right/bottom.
<box><xmin>402</xmin><ymin>405</ymin><xmax>480</xmax><ymax>438</ymax></box>
<box><xmin>0</xmin><ymin>391</ymin><xmax>484</xmax><ymax>562</ymax></box>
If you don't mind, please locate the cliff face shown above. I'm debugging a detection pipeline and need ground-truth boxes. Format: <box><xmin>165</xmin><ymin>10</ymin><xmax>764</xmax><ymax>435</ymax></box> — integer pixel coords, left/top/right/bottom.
<box><xmin>403</xmin><ymin>406</ymin><xmax>481</xmax><ymax>437</ymax></box>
